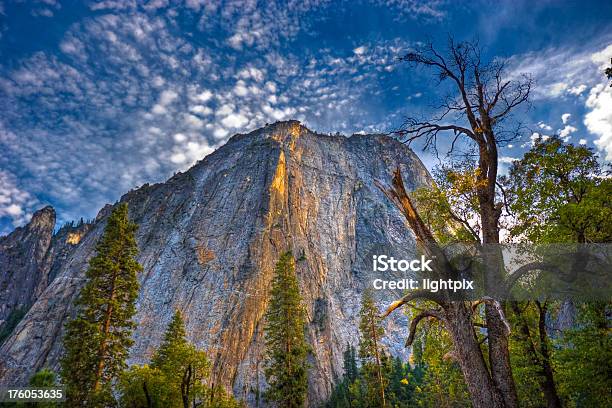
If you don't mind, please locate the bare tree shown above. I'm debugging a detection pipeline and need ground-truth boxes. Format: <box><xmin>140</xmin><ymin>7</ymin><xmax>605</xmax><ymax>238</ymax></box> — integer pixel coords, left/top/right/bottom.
<box><xmin>377</xmin><ymin>38</ymin><xmax>533</xmax><ymax>408</ymax></box>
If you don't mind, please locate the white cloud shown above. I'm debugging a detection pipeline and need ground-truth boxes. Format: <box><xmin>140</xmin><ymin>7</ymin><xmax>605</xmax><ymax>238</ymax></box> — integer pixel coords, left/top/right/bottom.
<box><xmin>0</xmin><ymin>170</ymin><xmax>37</xmax><ymax>230</ymax></box>
<box><xmin>189</xmin><ymin>105</ymin><xmax>212</xmax><ymax>115</ymax></box>
<box><xmin>561</xmin><ymin>113</ymin><xmax>571</xmax><ymax>124</ymax></box>
<box><xmin>0</xmin><ymin>7</ymin><xmax>419</xmax><ymax>231</ymax></box>
<box><xmin>353</xmin><ymin>46</ymin><xmax>368</xmax><ymax>55</ymax></box>
<box><xmin>499</xmin><ymin>156</ymin><xmax>517</xmax><ymax>164</ymax></box>
<box><xmin>194</xmin><ymin>90</ymin><xmax>212</xmax><ymax>102</ymax></box>
<box><xmin>567</xmin><ymin>84</ymin><xmax>587</xmax><ymax>95</ymax></box>
<box><xmin>538</xmin><ymin>122</ymin><xmax>553</xmax><ymax>131</ymax></box>
<box><xmin>584</xmin><ymin>83</ymin><xmax>612</xmax><ymax>160</ymax></box>
<box><xmin>510</xmin><ymin>42</ymin><xmax>612</xmax><ymax>160</ymax></box>
<box><xmin>213</xmin><ymin>127</ymin><xmax>229</xmax><ymax>139</ymax></box>
<box><xmin>159</xmin><ymin>89</ymin><xmax>178</xmax><ymax>105</ymax></box>
<box><xmin>185</xmin><ymin>113</ymin><xmax>205</xmax><ymax>129</ymax></box>
<box><xmin>548</xmin><ymin>82</ymin><xmax>568</xmax><ymax>97</ymax></box>
<box><xmin>173</xmin><ymin>133</ymin><xmax>187</xmax><ymax>142</ymax></box>
<box><xmin>170</xmin><ymin>152</ymin><xmax>187</xmax><ymax>164</ymax></box>
<box><xmin>591</xmin><ymin>44</ymin><xmax>612</xmax><ymax>67</ymax></box>
<box><xmin>221</xmin><ymin>113</ymin><xmax>249</xmax><ymax>128</ymax></box>
<box><xmin>152</xmin><ymin>104</ymin><xmax>167</xmax><ymax>115</ymax></box>
<box><xmin>233</xmin><ymin>80</ymin><xmax>249</xmax><ymax>97</ymax></box>
<box><xmin>579</xmin><ymin>139</ymin><xmax>587</xmax><ymax>145</ymax></box>
<box><xmin>558</xmin><ymin>125</ymin><xmax>577</xmax><ymax>140</ymax></box>
<box><xmin>238</xmin><ymin>67</ymin><xmax>265</xmax><ymax>82</ymax></box>
<box><xmin>265</xmin><ymin>81</ymin><xmax>277</xmax><ymax>93</ymax></box>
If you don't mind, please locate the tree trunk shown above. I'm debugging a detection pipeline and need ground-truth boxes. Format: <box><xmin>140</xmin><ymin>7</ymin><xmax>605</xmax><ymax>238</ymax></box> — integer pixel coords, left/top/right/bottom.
<box><xmin>478</xmin><ymin>147</ymin><xmax>519</xmax><ymax>408</ymax></box>
<box><xmin>369</xmin><ymin>309</ymin><xmax>386</xmax><ymax>408</ymax></box>
<box><xmin>93</xmin><ymin>270</ymin><xmax>118</xmax><ymax>392</ymax></box>
<box><xmin>511</xmin><ymin>302</ymin><xmax>562</xmax><ymax>408</ymax></box>
<box><xmin>486</xmin><ymin>305</ymin><xmax>518</xmax><ymax>408</ymax></box>
<box><xmin>537</xmin><ymin>302</ymin><xmax>562</xmax><ymax>408</ymax></box>
<box><xmin>142</xmin><ymin>380</ymin><xmax>153</xmax><ymax>408</ymax></box>
<box><xmin>445</xmin><ymin>303</ymin><xmax>506</xmax><ymax>408</ymax></box>
<box><xmin>378</xmin><ymin>168</ymin><xmax>513</xmax><ymax>408</ymax></box>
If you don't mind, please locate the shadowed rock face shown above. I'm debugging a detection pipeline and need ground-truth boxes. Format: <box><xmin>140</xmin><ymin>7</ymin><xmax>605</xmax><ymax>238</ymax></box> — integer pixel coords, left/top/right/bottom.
<box><xmin>0</xmin><ymin>206</ymin><xmax>55</xmax><ymax>325</ymax></box>
<box><xmin>0</xmin><ymin>121</ymin><xmax>431</xmax><ymax>406</ymax></box>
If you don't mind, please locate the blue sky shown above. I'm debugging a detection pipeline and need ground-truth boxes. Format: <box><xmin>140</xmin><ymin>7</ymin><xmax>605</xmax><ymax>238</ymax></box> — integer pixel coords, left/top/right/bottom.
<box><xmin>0</xmin><ymin>0</ymin><xmax>611</xmax><ymax>233</ymax></box>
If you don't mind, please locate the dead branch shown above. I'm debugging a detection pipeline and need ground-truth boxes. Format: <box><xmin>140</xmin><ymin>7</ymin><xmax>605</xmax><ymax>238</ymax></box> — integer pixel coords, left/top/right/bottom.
<box><xmin>405</xmin><ymin>309</ymin><xmax>445</xmax><ymax>347</ymax></box>
<box><xmin>374</xmin><ymin>168</ymin><xmax>452</xmax><ymax>270</ymax></box>
<box><xmin>382</xmin><ymin>290</ymin><xmax>444</xmax><ymax>318</ymax></box>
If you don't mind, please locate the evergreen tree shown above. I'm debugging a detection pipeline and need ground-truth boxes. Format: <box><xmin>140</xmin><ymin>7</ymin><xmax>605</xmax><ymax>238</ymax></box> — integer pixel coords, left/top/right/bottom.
<box><xmin>119</xmin><ymin>310</ymin><xmax>242</xmax><ymax>408</ymax></box>
<box><xmin>385</xmin><ymin>356</ymin><xmax>412</xmax><ymax>407</ymax></box>
<box><xmin>61</xmin><ymin>203</ymin><xmax>142</xmax><ymax>407</ymax></box>
<box><xmin>326</xmin><ymin>344</ymin><xmax>359</xmax><ymax>408</ymax></box>
<box><xmin>342</xmin><ymin>343</ymin><xmax>358</xmax><ymax>384</ymax></box>
<box><xmin>358</xmin><ymin>289</ymin><xmax>387</xmax><ymax>408</ymax></box>
<box><xmin>23</xmin><ymin>369</ymin><xmax>61</xmax><ymax>408</ymax></box>
<box><xmin>151</xmin><ymin>310</ymin><xmax>211</xmax><ymax>408</ymax></box>
<box><xmin>263</xmin><ymin>251</ymin><xmax>309</xmax><ymax>408</ymax></box>
<box><xmin>151</xmin><ymin>310</ymin><xmax>188</xmax><ymax>368</ymax></box>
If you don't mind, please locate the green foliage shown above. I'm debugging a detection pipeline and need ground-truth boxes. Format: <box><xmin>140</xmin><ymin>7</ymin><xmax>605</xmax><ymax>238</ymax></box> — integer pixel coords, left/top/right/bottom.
<box><xmin>507</xmin><ymin>302</ymin><xmax>552</xmax><ymax>407</ymax></box>
<box><xmin>0</xmin><ymin>307</ymin><xmax>26</xmax><ymax>345</ymax></box>
<box><xmin>150</xmin><ymin>310</ymin><xmax>211</xmax><ymax>408</ymax></box>
<box><xmin>358</xmin><ymin>289</ymin><xmax>387</xmax><ymax>407</ymax></box>
<box><xmin>326</xmin><ymin>345</ymin><xmax>426</xmax><ymax>408</ymax></box>
<box><xmin>555</xmin><ymin>302</ymin><xmax>612</xmax><ymax>407</ymax></box>
<box><xmin>21</xmin><ymin>369</ymin><xmax>61</xmax><ymax>408</ymax></box>
<box><xmin>412</xmin><ymin>322</ymin><xmax>470</xmax><ymax>408</ymax></box>
<box><xmin>504</xmin><ymin>137</ymin><xmax>612</xmax><ymax>407</ymax></box>
<box><xmin>61</xmin><ymin>203</ymin><xmax>142</xmax><ymax>407</ymax></box>
<box><xmin>343</xmin><ymin>343</ymin><xmax>358</xmax><ymax>384</ymax></box>
<box><xmin>263</xmin><ymin>251</ymin><xmax>309</xmax><ymax>408</ymax></box>
<box><xmin>119</xmin><ymin>310</ymin><xmax>242</xmax><ymax>408</ymax></box>
<box><xmin>412</xmin><ymin>161</ymin><xmax>482</xmax><ymax>244</ymax></box>
<box><xmin>2</xmin><ymin>369</ymin><xmax>62</xmax><ymax>408</ymax></box>
<box><xmin>119</xmin><ymin>364</ymin><xmax>171</xmax><ymax>407</ymax></box>
<box><xmin>29</xmin><ymin>368</ymin><xmax>58</xmax><ymax>388</ymax></box>
<box><xmin>504</xmin><ymin>136</ymin><xmax>611</xmax><ymax>243</ymax></box>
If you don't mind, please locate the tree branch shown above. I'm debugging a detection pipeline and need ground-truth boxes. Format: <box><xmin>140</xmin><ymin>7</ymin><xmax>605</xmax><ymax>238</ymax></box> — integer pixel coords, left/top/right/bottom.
<box><xmin>405</xmin><ymin>309</ymin><xmax>445</xmax><ymax>347</ymax></box>
<box><xmin>503</xmin><ymin>262</ymin><xmax>559</xmax><ymax>295</ymax></box>
<box><xmin>382</xmin><ymin>290</ymin><xmax>444</xmax><ymax>319</ymax></box>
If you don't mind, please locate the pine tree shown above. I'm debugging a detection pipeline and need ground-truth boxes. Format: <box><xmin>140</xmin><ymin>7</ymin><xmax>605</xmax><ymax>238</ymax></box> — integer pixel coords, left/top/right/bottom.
<box><xmin>342</xmin><ymin>343</ymin><xmax>358</xmax><ymax>384</ymax></box>
<box><xmin>263</xmin><ymin>251</ymin><xmax>309</xmax><ymax>408</ymax></box>
<box><xmin>358</xmin><ymin>288</ymin><xmax>387</xmax><ymax>408</ymax></box>
<box><xmin>61</xmin><ymin>203</ymin><xmax>142</xmax><ymax>407</ymax></box>
<box><xmin>151</xmin><ymin>310</ymin><xmax>188</xmax><ymax>368</ymax></box>
<box><xmin>151</xmin><ymin>310</ymin><xmax>211</xmax><ymax>408</ymax></box>
<box><xmin>25</xmin><ymin>369</ymin><xmax>61</xmax><ymax>408</ymax></box>
<box><xmin>119</xmin><ymin>310</ymin><xmax>242</xmax><ymax>408</ymax></box>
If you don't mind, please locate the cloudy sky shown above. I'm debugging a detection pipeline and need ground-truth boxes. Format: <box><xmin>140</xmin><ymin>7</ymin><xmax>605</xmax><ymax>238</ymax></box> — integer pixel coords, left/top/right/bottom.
<box><xmin>0</xmin><ymin>0</ymin><xmax>611</xmax><ymax>233</ymax></box>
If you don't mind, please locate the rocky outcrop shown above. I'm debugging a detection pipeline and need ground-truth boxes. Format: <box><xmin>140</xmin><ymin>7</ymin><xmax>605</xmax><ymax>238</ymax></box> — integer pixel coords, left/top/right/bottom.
<box><xmin>0</xmin><ymin>206</ymin><xmax>55</xmax><ymax>326</ymax></box>
<box><xmin>0</xmin><ymin>121</ymin><xmax>431</xmax><ymax>406</ymax></box>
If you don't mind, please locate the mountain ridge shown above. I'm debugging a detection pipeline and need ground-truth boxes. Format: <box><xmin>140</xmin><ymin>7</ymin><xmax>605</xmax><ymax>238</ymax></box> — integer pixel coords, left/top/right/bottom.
<box><xmin>0</xmin><ymin>121</ymin><xmax>431</xmax><ymax>406</ymax></box>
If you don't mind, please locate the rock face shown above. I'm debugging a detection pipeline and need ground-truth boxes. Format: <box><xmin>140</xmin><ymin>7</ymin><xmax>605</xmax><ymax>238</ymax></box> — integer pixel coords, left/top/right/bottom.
<box><xmin>0</xmin><ymin>206</ymin><xmax>56</xmax><ymax>325</ymax></box>
<box><xmin>0</xmin><ymin>121</ymin><xmax>431</xmax><ymax>406</ymax></box>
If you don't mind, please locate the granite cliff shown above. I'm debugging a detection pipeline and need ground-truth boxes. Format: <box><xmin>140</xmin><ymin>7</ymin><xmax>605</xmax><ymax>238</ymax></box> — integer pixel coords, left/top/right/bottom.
<box><xmin>0</xmin><ymin>121</ymin><xmax>431</xmax><ymax>406</ymax></box>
